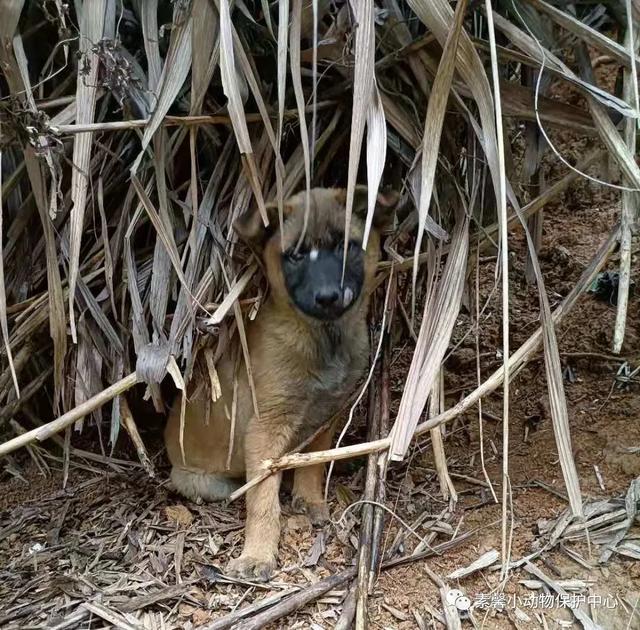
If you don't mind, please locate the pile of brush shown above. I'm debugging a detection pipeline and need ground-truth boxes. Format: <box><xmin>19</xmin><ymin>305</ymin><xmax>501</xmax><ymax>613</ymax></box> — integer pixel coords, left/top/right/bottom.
<box><xmin>0</xmin><ymin>0</ymin><xmax>638</xmax><ymax>585</ymax></box>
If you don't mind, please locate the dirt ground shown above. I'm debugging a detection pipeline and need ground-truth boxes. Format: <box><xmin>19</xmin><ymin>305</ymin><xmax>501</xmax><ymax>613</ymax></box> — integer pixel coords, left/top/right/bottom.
<box><xmin>2</xmin><ymin>65</ymin><xmax>640</xmax><ymax>630</ymax></box>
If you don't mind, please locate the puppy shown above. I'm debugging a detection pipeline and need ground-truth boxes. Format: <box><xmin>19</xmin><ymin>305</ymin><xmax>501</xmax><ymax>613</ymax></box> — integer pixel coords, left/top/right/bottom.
<box><xmin>164</xmin><ymin>186</ymin><xmax>397</xmax><ymax>581</ymax></box>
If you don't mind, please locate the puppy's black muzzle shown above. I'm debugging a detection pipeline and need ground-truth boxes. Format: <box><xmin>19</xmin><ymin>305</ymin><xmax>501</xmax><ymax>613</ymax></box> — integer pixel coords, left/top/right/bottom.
<box><xmin>283</xmin><ymin>246</ymin><xmax>364</xmax><ymax>321</ymax></box>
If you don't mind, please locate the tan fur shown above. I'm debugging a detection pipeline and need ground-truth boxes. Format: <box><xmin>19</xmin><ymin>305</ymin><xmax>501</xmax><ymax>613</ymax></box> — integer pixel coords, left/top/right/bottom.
<box><xmin>164</xmin><ymin>187</ymin><xmax>395</xmax><ymax>581</ymax></box>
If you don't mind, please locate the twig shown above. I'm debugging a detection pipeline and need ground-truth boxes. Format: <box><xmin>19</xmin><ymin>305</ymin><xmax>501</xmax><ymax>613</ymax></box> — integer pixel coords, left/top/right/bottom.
<box><xmin>0</xmin><ymin>372</ymin><xmax>139</xmax><ymax>457</ymax></box>
<box><xmin>203</xmin><ymin>587</ymin><xmax>302</xmax><ymax>630</ymax></box>
<box><xmin>355</xmin><ymin>355</ymin><xmax>381</xmax><ymax>628</ymax></box>
<box><xmin>120</xmin><ymin>397</ymin><xmax>155</xmax><ymax>478</ymax></box>
<box><xmin>613</xmin><ymin>18</ymin><xmax>639</xmax><ymax>353</ymax></box>
<box><xmin>484</xmin><ymin>0</ymin><xmax>512</xmax><ymax>584</ymax></box>
<box><xmin>369</xmin><ymin>332</ymin><xmax>392</xmax><ymax>589</ymax></box>
<box><xmin>50</xmin><ymin>103</ymin><xmax>336</xmax><ymax>134</ymax></box>
<box><xmin>227</xmin><ymin>395</ymin><xmax>358</xmax><ymax>502</ymax></box>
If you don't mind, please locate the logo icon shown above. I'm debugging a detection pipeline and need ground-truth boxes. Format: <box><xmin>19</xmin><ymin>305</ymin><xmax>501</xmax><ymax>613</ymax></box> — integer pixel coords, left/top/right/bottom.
<box><xmin>446</xmin><ymin>588</ymin><xmax>472</xmax><ymax>611</ymax></box>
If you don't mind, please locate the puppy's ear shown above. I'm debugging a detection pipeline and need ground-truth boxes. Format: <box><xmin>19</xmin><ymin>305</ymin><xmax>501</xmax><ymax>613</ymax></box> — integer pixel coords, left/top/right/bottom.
<box><xmin>234</xmin><ymin>202</ymin><xmax>281</xmax><ymax>247</ymax></box>
<box><xmin>353</xmin><ymin>185</ymin><xmax>400</xmax><ymax>229</ymax></box>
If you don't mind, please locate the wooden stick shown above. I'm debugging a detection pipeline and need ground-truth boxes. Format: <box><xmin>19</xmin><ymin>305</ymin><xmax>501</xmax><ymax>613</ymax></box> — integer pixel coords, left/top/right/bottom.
<box><xmin>203</xmin><ymin>587</ymin><xmax>303</xmax><ymax>630</ymax></box>
<box><xmin>228</xmin><ymin>226</ymin><xmax>618</xmax><ymax>492</ymax></box>
<box><xmin>0</xmin><ymin>372</ymin><xmax>139</xmax><ymax>457</ymax></box>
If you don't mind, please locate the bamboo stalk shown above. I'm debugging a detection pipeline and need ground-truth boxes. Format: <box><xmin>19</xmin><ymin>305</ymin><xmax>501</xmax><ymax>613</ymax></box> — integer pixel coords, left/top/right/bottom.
<box><xmin>233</xmin><ymin>570</ymin><xmax>355</xmax><ymax>630</ymax></box>
<box><xmin>335</xmin><ymin>584</ymin><xmax>358</xmax><ymax>630</ymax></box>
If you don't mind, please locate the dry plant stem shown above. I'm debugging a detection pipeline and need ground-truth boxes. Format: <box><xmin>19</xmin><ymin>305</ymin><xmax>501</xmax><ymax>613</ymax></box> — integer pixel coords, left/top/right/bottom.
<box><xmin>335</xmin><ymin>584</ymin><xmax>358</xmax><ymax>630</ymax></box>
<box><xmin>484</xmin><ymin>0</ymin><xmax>512</xmax><ymax>583</ymax></box>
<box><xmin>226</xmin><ymin>399</ymin><xmax>356</xmax><ymax>502</ymax></box>
<box><xmin>227</xmin><ymin>227</ymin><xmax>618</xmax><ymax>492</ymax></box>
<box><xmin>475</xmin><ymin>247</ymin><xmax>497</xmax><ymax>502</ymax></box>
<box><xmin>369</xmin><ymin>333</ymin><xmax>392</xmax><ymax>589</ymax></box>
<box><xmin>430</xmin><ymin>370</ymin><xmax>454</xmax><ymax>499</ymax></box>
<box><xmin>355</xmin><ymin>371</ymin><xmax>382</xmax><ymax>629</ymax></box>
<box><xmin>613</xmin><ymin>21</ymin><xmax>639</xmax><ymax>353</ymax></box>
<box><xmin>203</xmin><ymin>587</ymin><xmax>302</xmax><ymax>630</ymax></box>
<box><xmin>0</xmin><ymin>372</ymin><xmax>139</xmax><ymax>458</ymax></box>
<box><xmin>119</xmin><ymin>397</ymin><xmax>155</xmax><ymax>478</ymax></box>
<box><xmin>51</xmin><ymin>105</ymin><xmax>336</xmax><ymax>134</ymax></box>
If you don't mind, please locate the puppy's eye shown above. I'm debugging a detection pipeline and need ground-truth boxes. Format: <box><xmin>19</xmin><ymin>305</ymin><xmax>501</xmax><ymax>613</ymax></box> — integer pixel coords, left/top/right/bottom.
<box><xmin>336</xmin><ymin>240</ymin><xmax>361</xmax><ymax>252</ymax></box>
<box><xmin>285</xmin><ymin>249</ymin><xmax>305</xmax><ymax>263</ymax></box>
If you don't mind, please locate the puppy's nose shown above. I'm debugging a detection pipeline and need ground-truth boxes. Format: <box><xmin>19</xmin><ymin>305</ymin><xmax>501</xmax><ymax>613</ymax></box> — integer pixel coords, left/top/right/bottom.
<box><xmin>315</xmin><ymin>288</ymin><xmax>340</xmax><ymax>308</ymax></box>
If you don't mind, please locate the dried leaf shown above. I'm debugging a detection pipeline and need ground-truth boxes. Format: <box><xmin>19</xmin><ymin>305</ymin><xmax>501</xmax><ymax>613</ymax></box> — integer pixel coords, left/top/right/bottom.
<box><xmin>68</xmin><ymin>0</ymin><xmax>111</xmax><ymax>341</ymax></box>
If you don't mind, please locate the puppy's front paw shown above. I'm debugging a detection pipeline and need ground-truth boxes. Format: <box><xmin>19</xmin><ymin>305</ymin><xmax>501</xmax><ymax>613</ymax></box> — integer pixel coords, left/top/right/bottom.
<box><xmin>291</xmin><ymin>495</ymin><xmax>330</xmax><ymax>526</ymax></box>
<box><xmin>226</xmin><ymin>553</ymin><xmax>276</xmax><ymax>582</ymax></box>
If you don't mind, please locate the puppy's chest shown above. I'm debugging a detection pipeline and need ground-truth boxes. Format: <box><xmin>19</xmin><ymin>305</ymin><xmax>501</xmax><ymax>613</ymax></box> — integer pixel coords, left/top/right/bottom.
<box><xmin>309</xmin><ymin>352</ymin><xmax>358</xmax><ymax>395</ymax></box>
<box><xmin>303</xmin><ymin>337</ymin><xmax>367</xmax><ymax>418</ymax></box>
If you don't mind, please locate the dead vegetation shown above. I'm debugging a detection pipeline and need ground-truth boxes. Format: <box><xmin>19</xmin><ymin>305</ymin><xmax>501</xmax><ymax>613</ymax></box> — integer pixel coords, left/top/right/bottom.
<box><xmin>0</xmin><ymin>0</ymin><xmax>639</xmax><ymax>628</ymax></box>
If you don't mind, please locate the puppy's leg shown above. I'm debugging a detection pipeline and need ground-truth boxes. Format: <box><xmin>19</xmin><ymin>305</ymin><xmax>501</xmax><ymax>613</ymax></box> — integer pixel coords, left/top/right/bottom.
<box><xmin>291</xmin><ymin>424</ymin><xmax>336</xmax><ymax>525</ymax></box>
<box><xmin>227</xmin><ymin>418</ymin><xmax>293</xmax><ymax>582</ymax></box>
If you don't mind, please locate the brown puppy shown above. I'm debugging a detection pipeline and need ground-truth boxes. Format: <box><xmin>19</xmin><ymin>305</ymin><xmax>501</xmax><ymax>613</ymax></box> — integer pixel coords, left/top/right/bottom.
<box><xmin>165</xmin><ymin>187</ymin><xmax>397</xmax><ymax>581</ymax></box>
